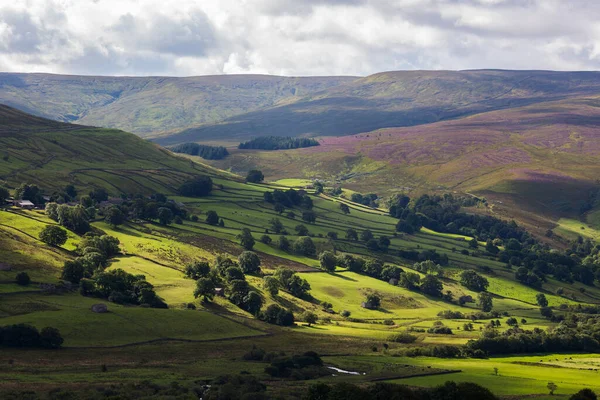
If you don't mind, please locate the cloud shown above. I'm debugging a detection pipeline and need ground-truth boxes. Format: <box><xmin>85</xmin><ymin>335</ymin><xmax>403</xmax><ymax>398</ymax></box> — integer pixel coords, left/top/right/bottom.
<box><xmin>0</xmin><ymin>0</ymin><xmax>599</xmax><ymax>76</ymax></box>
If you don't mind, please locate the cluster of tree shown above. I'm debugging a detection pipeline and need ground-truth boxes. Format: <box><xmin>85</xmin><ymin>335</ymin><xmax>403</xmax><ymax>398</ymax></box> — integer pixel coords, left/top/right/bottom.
<box><xmin>238</xmin><ymin>136</ymin><xmax>320</xmax><ymax>150</ymax></box>
<box><xmin>264</xmin><ymin>351</ymin><xmax>328</xmax><ymax>380</ymax></box>
<box><xmin>80</xmin><ymin>269</ymin><xmax>167</xmax><ymax>308</ymax></box>
<box><xmin>465</xmin><ymin>319</ymin><xmax>600</xmax><ymax>355</ymax></box>
<box><xmin>45</xmin><ymin>203</ymin><xmax>91</xmax><ymax>234</ymax></box>
<box><xmin>427</xmin><ymin>321</ymin><xmax>453</xmax><ymax>335</ymax></box>
<box><xmin>61</xmin><ymin>233</ymin><xmax>121</xmax><ymax>283</ymax></box>
<box><xmin>391</xmin><ymin>194</ymin><xmax>528</xmax><ymax>242</ymax></box>
<box><xmin>343</xmin><ymin>228</ymin><xmax>391</xmax><ymax>252</ymax></box>
<box><xmin>0</xmin><ymin>324</ymin><xmax>63</xmax><ymax>349</ymax></box>
<box><xmin>398</xmin><ymin>248</ymin><xmax>449</xmax><ymax>266</ymax></box>
<box><xmin>169</xmin><ymin>143</ymin><xmax>229</xmax><ymax>160</ymax></box>
<box><xmin>264</xmin><ymin>188</ymin><xmax>313</xmax><ymax>210</ymax></box>
<box><xmin>103</xmin><ymin>193</ymin><xmax>189</xmax><ymax>227</ymax></box>
<box><xmin>350</xmin><ymin>192</ymin><xmax>379</xmax><ymax>207</ymax></box>
<box><xmin>305</xmin><ymin>381</ymin><xmax>499</xmax><ymax>400</ymax></box>
<box><xmin>392</xmin><ymin>194</ymin><xmax>600</xmax><ymax>288</ymax></box>
<box><xmin>246</xmin><ymin>169</ymin><xmax>265</xmax><ymax>183</ymax></box>
<box><xmin>189</xmin><ymin>254</ymin><xmax>264</xmax><ymax>315</ymax></box>
<box><xmin>272</xmin><ymin>267</ymin><xmax>311</xmax><ymax>298</ymax></box>
<box><xmin>271</xmin><ymin>234</ymin><xmax>317</xmax><ymax>257</ymax></box>
<box><xmin>178</xmin><ymin>175</ymin><xmax>213</xmax><ymax>197</ymax></box>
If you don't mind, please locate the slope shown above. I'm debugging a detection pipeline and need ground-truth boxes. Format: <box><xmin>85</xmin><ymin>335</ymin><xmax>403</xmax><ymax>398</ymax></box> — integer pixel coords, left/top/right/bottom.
<box><xmin>0</xmin><ymin>104</ymin><xmax>222</xmax><ymax>194</ymax></box>
<box><xmin>158</xmin><ymin>69</ymin><xmax>600</xmax><ymax>144</ymax></box>
<box><xmin>0</xmin><ymin>73</ymin><xmax>355</xmax><ymax>136</ymax></box>
<box><xmin>205</xmin><ymin>96</ymin><xmax>600</xmax><ymax>234</ymax></box>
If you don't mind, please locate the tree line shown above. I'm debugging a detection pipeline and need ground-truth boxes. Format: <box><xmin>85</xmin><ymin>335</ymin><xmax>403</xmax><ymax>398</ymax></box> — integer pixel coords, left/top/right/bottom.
<box><xmin>170</xmin><ymin>143</ymin><xmax>229</xmax><ymax>160</ymax></box>
<box><xmin>238</xmin><ymin>136</ymin><xmax>320</xmax><ymax>150</ymax></box>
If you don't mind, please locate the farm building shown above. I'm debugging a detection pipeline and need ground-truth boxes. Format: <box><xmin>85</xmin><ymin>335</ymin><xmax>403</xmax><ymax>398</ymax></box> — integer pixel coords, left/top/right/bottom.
<box><xmin>13</xmin><ymin>200</ymin><xmax>35</xmax><ymax>209</ymax></box>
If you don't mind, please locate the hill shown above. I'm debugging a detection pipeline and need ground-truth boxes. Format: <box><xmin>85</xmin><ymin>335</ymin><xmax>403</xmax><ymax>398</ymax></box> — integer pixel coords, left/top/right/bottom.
<box><xmin>158</xmin><ymin>69</ymin><xmax>600</xmax><ymax>144</ymax></box>
<box><xmin>0</xmin><ymin>73</ymin><xmax>355</xmax><ymax>137</ymax></box>
<box><xmin>0</xmin><ymin>104</ymin><xmax>225</xmax><ymax>194</ymax></box>
<box><xmin>205</xmin><ymin>96</ymin><xmax>600</xmax><ymax>236</ymax></box>
<box><xmin>2</xmin><ymin>106</ymin><xmax>600</xmax><ymax>399</ymax></box>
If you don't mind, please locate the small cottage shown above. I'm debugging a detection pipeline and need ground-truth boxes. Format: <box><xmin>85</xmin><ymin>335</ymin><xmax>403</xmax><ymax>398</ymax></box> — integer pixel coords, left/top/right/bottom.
<box><xmin>14</xmin><ymin>200</ymin><xmax>35</xmax><ymax>209</ymax></box>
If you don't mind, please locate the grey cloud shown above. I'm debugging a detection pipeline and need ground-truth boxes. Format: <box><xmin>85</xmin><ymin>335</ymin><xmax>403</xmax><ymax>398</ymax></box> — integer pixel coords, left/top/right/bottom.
<box><xmin>0</xmin><ymin>9</ymin><xmax>42</xmax><ymax>53</ymax></box>
<box><xmin>111</xmin><ymin>10</ymin><xmax>216</xmax><ymax>57</ymax></box>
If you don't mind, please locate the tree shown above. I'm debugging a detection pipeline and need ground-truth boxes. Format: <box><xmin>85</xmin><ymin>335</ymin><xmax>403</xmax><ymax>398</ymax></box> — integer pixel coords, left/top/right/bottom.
<box><xmin>360</xmin><ymin>229</ymin><xmax>374</xmax><ymax>242</ymax></box>
<box><xmin>295</xmin><ymin>224</ymin><xmax>309</xmax><ymax>236</ymax></box>
<box><xmin>15</xmin><ymin>272</ymin><xmax>30</xmax><ymax>286</ymax></box>
<box><xmin>238</xmin><ymin>228</ymin><xmax>255</xmax><ymax>250</ymax></box>
<box><xmin>302</xmin><ymin>311</ymin><xmax>318</xmax><ymax>327</ymax></box>
<box><xmin>263</xmin><ymin>276</ymin><xmax>279</xmax><ymax>296</ymax></box>
<box><xmin>39</xmin><ymin>225</ymin><xmax>68</xmax><ymax>247</ymax></box>
<box><xmin>293</xmin><ymin>236</ymin><xmax>316</xmax><ymax>256</ymax></box>
<box><xmin>238</xmin><ymin>251</ymin><xmax>261</xmax><ymax>274</ymax></box>
<box><xmin>540</xmin><ymin>306</ymin><xmax>554</xmax><ymax>319</ymax></box>
<box><xmin>345</xmin><ymin>228</ymin><xmax>358</xmax><ymax>241</ymax></box>
<box><xmin>246</xmin><ymin>170</ymin><xmax>264</xmax><ymax>183</ymax></box>
<box><xmin>460</xmin><ymin>270</ymin><xmax>489</xmax><ymax>292</ymax></box>
<box><xmin>243</xmin><ymin>291</ymin><xmax>263</xmax><ymax>315</ymax></box>
<box><xmin>319</xmin><ymin>251</ymin><xmax>337</xmax><ymax>272</ymax></box>
<box><xmin>206</xmin><ymin>210</ymin><xmax>219</xmax><ymax>225</ymax></box>
<box><xmin>420</xmin><ymin>275</ymin><xmax>443</xmax><ymax>298</ymax></box>
<box><xmin>61</xmin><ymin>260</ymin><xmax>85</xmax><ymax>284</ymax></box>
<box><xmin>302</xmin><ymin>210</ymin><xmax>316</xmax><ymax>224</ymax></box>
<box><xmin>469</xmin><ymin>238</ymin><xmax>479</xmax><ymax>249</ymax></box>
<box><xmin>225</xmin><ymin>266</ymin><xmax>245</xmax><ymax>282</ymax></box>
<box><xmin>45</xmin><ymin>202</ymin><xmax>59</xmax><ymax>221</ymax></box>
<box><xmin>194</xmin><ymin>277</ymin><xmax>216</xmax><ymax>302</ymax></box>
<box><xmin>179</xmin><ymin>175</ymin><xmax>213</xmax><ymax>196</ymax></box>
<box><xmin>365</xmin><ymin>293</ymin><xmax>381</xmax><ymax>308</ymax></box>
<box><xmin>339</xmin><ymin>203</ymin><xmax>350</xmax><ymax>214</ymax></box>
<box><xmin>15</xmin><ymin>183</ymin><xmax>42</xmax><ymax>203</ymax></box>
<box><xmin>381</xmin><ymin>265</ymin><xmax>403</xmax><ymax>281</ymax></box>
<box><xmin>185</xmin><ymin>261</ymin><xmax>211</xmax><ymax>280</ymax></box>
<box><xmin>260</xmin><ymin>234</ymin><xmax>272</xmax><ymax>244</ymax></box>
<box><xmin>366</xmin><ymin>239</ymin><xmax>380</xmax><ymax>251</ymax></box>
<box><xmin>278</xmin><ymin>235</ymin><xmax>291</xmax><ymax>251</ymax></box>
<box><xmin>313</xmin><ymin>181</ymin><xmax>323</xmax><ymax>194</ymax></box>
<box><xmin>104</xmin><ymin>206</ymin><xmax>125</xmax><ymax>227</ymax></box>
<box><xmin>536</xmin><ymin>293</ymin><xmax>548</xmax><ymax>307</ymax></box>
<box><xmin>274</xmin><ymin>203</ymin><xmax>285</xmax><ymax>214</ymax></box>
<box><xmin>0</xmin><ymin>185</ymin><xmax>10</xmax><ymax>204</ymax></box>
<box><xmin>80</xmin><ymin>195</ymin><xmax>93</xmax><ymax>208</ymax></box>
<box><xmin>569</xmin><ymin>389</ymin><xmax>598</xmax><ymax>400</ymax></box>
<box><xmin>157</xmin><ymin>207</ymin><xmax>173</xmax><ymax>225</ymax></box>
<box><xmin>479</xmin><ymin>292</ymin><xmax>493</xmax><ymax>312</ymax></box>
<box><xmin>547</xmin><ymin>382</ymin><xmax>558</xmax><ymax>396</ymax></box>
<box><xmin>40</xmin><ymin>327</ymin><xmax>64</xmax><ymax>349</ymax></box>
<box><xmin>399</xmin><ymin>272</ymin><xmax>420</xmax><ymax>289</ymax></box>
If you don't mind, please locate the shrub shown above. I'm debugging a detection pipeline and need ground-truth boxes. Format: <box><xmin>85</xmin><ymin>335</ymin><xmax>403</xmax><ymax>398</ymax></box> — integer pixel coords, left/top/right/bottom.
<box><xmin>389</xmin><ymin>332</ymin><xmax>417</xmax><ymax>343</ymax></box>
<box><xmin>15</xmin><ymin>272</ymin><xmax>31</xmax><ymax>286</ymax></box>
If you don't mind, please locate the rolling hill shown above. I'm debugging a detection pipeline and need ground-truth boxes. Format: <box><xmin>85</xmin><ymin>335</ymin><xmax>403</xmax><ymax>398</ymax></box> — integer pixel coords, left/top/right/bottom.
<box><xmin>158</xmin><ymin>69</ymin><xmax>600</xmax><ymax>144</ymax></box>
<box><xmin>205</xmin><ymin>96</ymin><xmax>600</xmax><ymax>236</ymax></box>
<box><xmin>0</xmin><ymin>104</ymin><xmax>222</xmax><ymax>194</ymax></box>
<box><xmin>2</xmin><ymin>106</ymin><xmax>600</xmax><ymax>399</ymax></box>
<box><xmin>0</xmin><ymin>73</ymin><xmax>355</xmax><ymax>137</ymax></box>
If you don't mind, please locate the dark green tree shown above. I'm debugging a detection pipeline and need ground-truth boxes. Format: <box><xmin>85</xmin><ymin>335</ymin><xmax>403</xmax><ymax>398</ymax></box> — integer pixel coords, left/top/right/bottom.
<box><xmin>194</xmin><ymin>277</ymin><xmax>216</xmax><ymax>302</ymax></box>
<box><xmin>238</xmin><ymin>228</ymin><xmax>255</xmax><ymax>250</ymax></box>
<box><xmin>205</xmin><ymin>210</ymin><xmax>219</xmax><ymax>225</ymax></box>
<box><xmin>105</xmin><ymin>206</ymin><xmax>125</xmax><ymax>227</ymax></box>
<box><xmin>479</xmin><ymin>292</ymin><xmax>493</xmax><ymax>312</ymax></box>
<box><xmin>39</xmin><ymin>225</ymin><xmax>68</xmax><ymax>247</ymax></box>
<box><xmin>157</xmin><ymin>207</ymin><xmax>173</xmax><ymax>225</ymax></box>
<box><xmin>246</xmin><ymin>170</ymin><xmax>264</xmax><ymax>183</ymax></box>
<box><xmin>238</xmin><ymin>251</ymin><xmax>261</xmax><ymax>274</ymax></box>
<box><xmin>319</xmin><ymin>251</ymin><xmax>337</xmax><ymax>272</ymax></box>
<box><xmin>15</xmin><ymin>272</ymin><xmax>31</xmax><ymax>286</ymax></box>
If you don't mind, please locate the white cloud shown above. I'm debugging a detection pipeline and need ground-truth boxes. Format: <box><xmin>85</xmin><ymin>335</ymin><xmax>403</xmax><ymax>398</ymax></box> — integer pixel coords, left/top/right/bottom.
<box><xmin>0</xmin><ymin>0</ymin><xmax>599</xmax><ymax>76</ymax></box>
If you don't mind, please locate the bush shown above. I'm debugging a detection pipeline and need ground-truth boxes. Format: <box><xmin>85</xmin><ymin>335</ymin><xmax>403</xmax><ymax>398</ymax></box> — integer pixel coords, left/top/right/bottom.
<box><xmin>389</xmin><ymin>332</ymin><xmax>417</xmax><ymax>343</ymax></box>
<box><xmin>0</xmin><ymin>324</ymin><xmax>63</xmax><ymax>349</ymax></box>
<box><xmin>15</xmin><ymin>272</ymin><xmax>30</xmax><ymax>286</ymax></box>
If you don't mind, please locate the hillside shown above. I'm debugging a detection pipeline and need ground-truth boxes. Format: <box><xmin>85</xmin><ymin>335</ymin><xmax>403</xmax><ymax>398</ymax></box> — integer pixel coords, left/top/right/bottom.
<box><xmin>3</xmin><ymin>106</ymin><xmax>600</xmax><ymax>399</ymax></box>
<box><xmin>205</xmin><ymin>96</ymin><xmax>600</xmax><ymax>235</ymax></box>
<box><xmin>0</xmin><ymin>104</ymin><xmax>224</xmax><ymax>194</ymax></box>
<box><xmin>158</xmin><ymin>69</ymin><xmax>600</xmax><ymax>144</ymax></box>
<box><xmin>0</xmin><ymin>73</ymin><xmax>355</xmax><ymax>136</ymax></box>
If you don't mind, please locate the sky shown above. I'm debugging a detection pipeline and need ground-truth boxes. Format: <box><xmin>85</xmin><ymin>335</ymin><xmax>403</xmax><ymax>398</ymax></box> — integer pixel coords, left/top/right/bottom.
<box><xmin>0</xmin><ymin>0</ymin><xmax>600</xmax><ymax>77</ymax></box>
